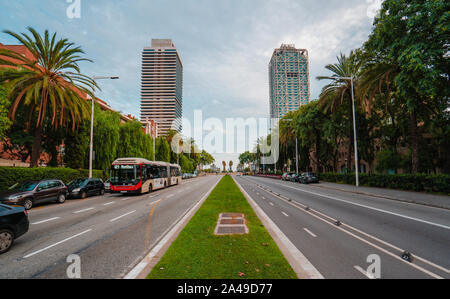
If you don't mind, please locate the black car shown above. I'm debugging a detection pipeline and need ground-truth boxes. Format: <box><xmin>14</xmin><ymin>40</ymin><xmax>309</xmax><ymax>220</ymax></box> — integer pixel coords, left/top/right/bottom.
<box><xmin>299</xmin><ymin>172</ymin><xmax>320</xmax><ymax>184</ymax></box>
<box><xmin>289</xmin><ymin>173</ymin><xmax>300</xmax><ymax>182</ymax></box>
<box><xmin>68</xmin><ymin>178</ymin><xmax>105</xmax><ymax>199</ymax></box>
<box><xmin>282</xmin><ymin>173</ymin><xmax>295</xmax><ymax>181</ymax></box>
<box><xmin>0</xmin><ymin>180</ymin><xmax>68</xmax><ymax>210</ymax></box>
<box><xmin>0</xmin><ymin>204</ymin><xmax>29</xmax><ymax>254</ymax></box>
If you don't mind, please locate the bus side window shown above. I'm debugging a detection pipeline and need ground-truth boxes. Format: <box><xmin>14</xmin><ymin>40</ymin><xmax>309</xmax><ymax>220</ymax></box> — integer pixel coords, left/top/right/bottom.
<box><xmin>142</xmin><ymin>166</ymin><xmax>147</xmax><ymax>180</ymax></box>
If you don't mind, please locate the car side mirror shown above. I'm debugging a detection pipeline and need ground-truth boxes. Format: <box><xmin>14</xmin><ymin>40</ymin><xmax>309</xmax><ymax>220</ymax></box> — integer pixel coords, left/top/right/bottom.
<box><xmin>37</xmin><ymin>188</ymin><xmax>42</xmax><ymax>192</ymax></box>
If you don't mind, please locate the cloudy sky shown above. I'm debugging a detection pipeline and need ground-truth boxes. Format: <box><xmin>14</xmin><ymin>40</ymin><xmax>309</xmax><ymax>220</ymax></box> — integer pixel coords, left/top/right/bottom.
<box><xmin>0</xmin><ymin>0</ymin><xmax>381</xmax><ymax>168</ymax></box>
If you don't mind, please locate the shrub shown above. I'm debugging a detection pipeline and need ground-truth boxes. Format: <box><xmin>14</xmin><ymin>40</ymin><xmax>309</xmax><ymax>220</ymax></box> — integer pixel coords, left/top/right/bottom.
<box><xmin>0</xmin><ymin>167</ymin><xmax>105</xmax><ymax>191</ymax></box>
<box><xmin>320</xmin><ymin>173</ymin><xmax>450</xmax><ymax>195</ymax></box>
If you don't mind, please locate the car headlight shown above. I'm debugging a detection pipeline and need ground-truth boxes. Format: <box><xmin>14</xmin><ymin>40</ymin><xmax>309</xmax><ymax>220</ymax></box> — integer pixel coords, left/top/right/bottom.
<box><xmin>72</xmin><ymin>188</ymin><xmax>81</xmax><ymax>193</ymax></box>
<box><xmin>8</xmin><ymin>195</ymin><xmax>22</xmax><ymax>201</ymax></box>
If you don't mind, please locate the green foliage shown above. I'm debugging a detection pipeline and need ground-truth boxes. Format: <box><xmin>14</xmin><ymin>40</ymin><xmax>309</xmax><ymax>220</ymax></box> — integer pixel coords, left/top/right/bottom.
<box><xmin>64</xmin><ymin>122</ymin><xmax>90</xmax><ymax>169</ymax></box>
<box><xmin>0</xmin><ymin>167</ymin><xmax>104</xmax><ymax>192</ymax></box>
<box><xmin>0</xmin><ymin>27</ymin><xmax>97</xmax><ymax>167</ymax></box>
<box><xmin>156</xmin><ymin>138</ymin><xmax>170</xmax><ymax>162</ymax></box>
<box><xmin>0</xmin><ymin>83</ymin><xmax>11</xmax><ymax>140</ymax></box>
<box><xmin>320</xmin><ymin>173</ymin><xmax>450</xmax><ymax>195</ymax></box>
<box><xmin>180</xmin><ymin>155</ymin><xmax>194</xmax><ymax>173</ymax></box>
<box><xmin>93</xmin><ymin>106</ymin><xmax>121</xmax><ymax>171</ymax></box>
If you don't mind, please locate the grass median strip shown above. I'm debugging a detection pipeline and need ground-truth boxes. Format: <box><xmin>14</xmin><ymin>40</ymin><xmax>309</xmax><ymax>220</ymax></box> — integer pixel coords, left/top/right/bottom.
<box><xmin>147</xmin><ymin>175</ymin><xmax>297</xmax><ymax>279</ymax></box>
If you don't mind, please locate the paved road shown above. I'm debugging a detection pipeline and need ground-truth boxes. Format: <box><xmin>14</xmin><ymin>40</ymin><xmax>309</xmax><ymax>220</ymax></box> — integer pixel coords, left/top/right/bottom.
<box><xmin>0</xmin><ymin>175</ymin><xmax>221</xmax><ymax>279</ymax></box>
<box><xmin>235</xmin><ymin>176</ymin><xmax>450</xmax><ymax>279</ymax></box>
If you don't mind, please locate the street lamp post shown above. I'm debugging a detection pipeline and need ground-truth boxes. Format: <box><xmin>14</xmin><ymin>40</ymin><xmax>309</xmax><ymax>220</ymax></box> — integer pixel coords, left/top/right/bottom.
<box><xmin>89</xmin><ymin>76</ymin><xmax>119</xmax><ymax>178</ymax></box>
<box><xmin>340</xmin><ymin>76</ymin><xmax>359</xmax><ymax>187</ymax></box>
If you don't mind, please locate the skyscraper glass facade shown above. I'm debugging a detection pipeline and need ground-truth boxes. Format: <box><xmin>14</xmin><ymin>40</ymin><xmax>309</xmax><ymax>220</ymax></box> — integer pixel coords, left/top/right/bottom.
<box><xmin>269</xmin><ymin>44</ymin><xmax>310</xmax><ymax>122</ymax></box>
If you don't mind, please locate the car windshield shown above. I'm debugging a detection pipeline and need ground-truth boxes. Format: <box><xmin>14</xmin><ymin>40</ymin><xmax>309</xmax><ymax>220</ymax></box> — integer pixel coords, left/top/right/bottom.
<box><xmin>9</xmin><ymin>181</ymin><xmax>38</xmax><ymax>192</ymax></box>
<box><xmin>68</xmin><ymin>179</ymin><xmax>88</xmax><ymax>187</ymax></box>
<box><xmin>111</xmin><ymin>165</ymin><xmax>141</xmax><ymax>185</ymax></box>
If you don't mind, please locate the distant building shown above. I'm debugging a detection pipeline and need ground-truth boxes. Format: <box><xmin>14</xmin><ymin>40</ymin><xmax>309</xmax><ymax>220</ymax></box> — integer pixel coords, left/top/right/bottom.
<box><xmin>140</xmin><ymin>39</ymin><xmax>183</xmax><ymax>137</ymax></box>
<box><xmin>269</xmin><ymin>44</ymin><xmax>310</xmax><ymax>122</ymax></box>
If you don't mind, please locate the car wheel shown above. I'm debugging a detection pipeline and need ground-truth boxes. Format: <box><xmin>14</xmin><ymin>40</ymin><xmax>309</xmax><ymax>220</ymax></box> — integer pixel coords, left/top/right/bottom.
<box><xmin>57</xmin><ymin>193</ymin><xmax>66</xmax><ymax>204</ymax></box>
<box><xmin>100</xmin><ymin>189</ymin><xmax>105</xmax><ymax>196</ymax></box>
<box><xmin>0</xmin><ymin>229</ymin><xmax>14</xmax><ymax>254</ymax></box>
<box><xmin>23</xmin><ymin>198</ymin><xmax>33</xmax><ymax>210</ymax></box>
<box><xmin>81</xmin><ymin>191</ymin><xmax>87</xmax><ymax>199</ymax></box>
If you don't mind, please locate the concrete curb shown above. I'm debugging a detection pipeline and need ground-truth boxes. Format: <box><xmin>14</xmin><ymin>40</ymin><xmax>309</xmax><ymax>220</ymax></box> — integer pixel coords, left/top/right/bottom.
<box><xmin>233</xmin><ymin>177</ymin><xmax>324</xmax><ymax>279</ymax></box>
<box><xmin>123</xmin><ymin>176</ymin><xmax>222</xmax><ymax>279</ymax></box>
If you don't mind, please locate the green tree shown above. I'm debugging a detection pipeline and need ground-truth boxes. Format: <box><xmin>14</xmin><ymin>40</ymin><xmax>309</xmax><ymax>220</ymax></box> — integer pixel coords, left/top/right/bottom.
<box><xmin>0</xmin><ymin>83</ymin><xmax>11</xmax><ymax>140</ymax></box>
<box><xmin>316</xmin><ymin>51</ymin><xmax>363</xmax><ymax>172</ymax></box>
<box><xmin>0</xmin><ymin>27</ymin><xmax>97</xmax><ymax>167</ymax></box>
<box><xmin>93</xmin><ymin>106</ymin><xmax>121</xmax><ymax>171</ymax></box>
<box><xmin>156</xmin><ymin>137</ymin><xmax>170</xmax><ymax>162</ymax></box>
<box><xmin>64</xmin><ymin>121</ymin><xmax>90</xmax><ymax>169</ymax></box>
<box><xmin>364</xmin><ymin>0</ymin><xmax>450</xmax><ymax>173</ymax></box>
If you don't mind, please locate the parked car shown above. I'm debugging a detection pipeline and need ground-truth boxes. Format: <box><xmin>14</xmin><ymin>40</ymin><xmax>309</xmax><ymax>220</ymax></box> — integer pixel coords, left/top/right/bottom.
<box><xmin>0</xmin><ymin>204</ymin><xmax>29</xmax><ymax>254</ymax></box>
<box><xmin>298</xmin><ymin>172</ymin><xmax>320</xmax><ymax>184</ymax></box>
<box><xmin>104</xmin><ymin>179</ymin><xmax>111</xmax><ymax>193</ymax></box>
<box><xmin>289</xmin><ymin>173</ymin><xmax>300</xmax><ymax>182</ymax></box>
<box><xmin>0</xmin><ymin>180</ymin><xmax>68</xmax><ymax>210</ymax></box>
<box><xmin>282</xmin><ymin>173</ymin><xmax>294</xmax><ymax>181</ymax></box>
<box><xmin>68</xmin><ymin>178</ymin><xmax>105</xmax><ymax>199</ymax></box>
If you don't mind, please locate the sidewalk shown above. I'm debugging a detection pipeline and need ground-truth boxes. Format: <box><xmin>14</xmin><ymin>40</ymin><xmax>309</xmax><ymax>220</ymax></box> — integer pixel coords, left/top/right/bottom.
<box><xmin>315</xmin><ymin>182</ymin><xmax>450</xmax><ymax>210</ymax></box>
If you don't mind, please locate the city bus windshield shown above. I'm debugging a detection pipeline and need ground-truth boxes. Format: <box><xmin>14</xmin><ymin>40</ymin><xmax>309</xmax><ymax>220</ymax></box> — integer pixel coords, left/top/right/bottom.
<box><xmin>110</xmin><ymin>165</ymin><xmax>141</xmax><ymax>185</ymax></box>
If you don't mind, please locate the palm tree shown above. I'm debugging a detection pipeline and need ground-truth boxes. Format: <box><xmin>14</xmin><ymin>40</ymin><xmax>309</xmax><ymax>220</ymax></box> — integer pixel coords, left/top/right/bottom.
<box><xmin>316</xmin><ymin>51</ymin><xmax>362</xmax><ymax>171</ymax></box>
<box><xmin>229</xmin><ymin>160</ymin><xmax>233</xmax><ymax>172</ymax></box>
<box><xmin>222</xmin><ymin>161</ymin><xmax>226</xmax><ymax>173</ymax></box>
<box><xmin>0</xmin><ymin>27</ymin><xmax>97</xmax><ymax>167</ymax></box>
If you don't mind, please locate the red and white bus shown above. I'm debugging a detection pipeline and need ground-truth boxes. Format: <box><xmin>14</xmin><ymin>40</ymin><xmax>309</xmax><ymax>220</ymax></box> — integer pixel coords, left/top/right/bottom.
<box><xmin>110</xmin><ymin>158</ymin><xmax>181</xmax><ymax>194</ymax></box>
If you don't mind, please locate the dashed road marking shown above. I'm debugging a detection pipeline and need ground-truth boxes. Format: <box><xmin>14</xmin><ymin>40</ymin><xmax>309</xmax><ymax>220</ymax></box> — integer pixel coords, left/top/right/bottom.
<box><xmin>110</xmin><ymin>210</ymin><xmax>136</xmax><ymax>222</ymax></box>
<box><xmin>73</xmin><ymin>207</ymin><xmax>94</xmax><ymax>214</ymax></box>
<box><xmin>303</xmin><ymin>228</ymin><xmax>317</xmax><ymax>238</ymax></box>
<box><xmin>31</xmin><ymin>217</ymin><xmax>60</xmax><ymax>225</ymax></box>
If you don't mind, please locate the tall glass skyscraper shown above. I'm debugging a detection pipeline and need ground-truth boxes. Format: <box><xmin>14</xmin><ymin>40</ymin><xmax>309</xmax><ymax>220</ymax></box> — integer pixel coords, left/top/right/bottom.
<box><xmin>269</xmin><ymin>44</ymin><xmax>310</xmax><ymax>122</ymax></box>
<box><xmin>141</xmin><ymin>39</ymin><xmax>183</xmax><ymax>137</ymax></box>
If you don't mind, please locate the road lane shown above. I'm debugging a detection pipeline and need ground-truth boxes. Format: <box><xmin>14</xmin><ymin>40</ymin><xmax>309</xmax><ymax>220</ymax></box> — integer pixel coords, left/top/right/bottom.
<box><xmin>245</xmin><ymin>176</ymin><xmax>450</xmax><ymax>270</ymax></box>
<box><xmin>236</xmin><ymin>176</ymin><xmax>449</xmax><ymax>279</ymax></box>
<box><xmin>0</xmin><ymin>176</ymin><xmax>221</xmax><ymax>279</ymax></box>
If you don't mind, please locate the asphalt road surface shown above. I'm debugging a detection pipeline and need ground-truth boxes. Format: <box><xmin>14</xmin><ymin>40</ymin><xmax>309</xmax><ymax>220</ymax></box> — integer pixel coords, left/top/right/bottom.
<box><xmin>0</xmin><ymin>175</ymin><xmax>221</xmax><ymax>279</ymax></box>
<box><xmin>235</xmin><ymin>175</ymin><xmax>450</xmax><ymax>279</ymax></box>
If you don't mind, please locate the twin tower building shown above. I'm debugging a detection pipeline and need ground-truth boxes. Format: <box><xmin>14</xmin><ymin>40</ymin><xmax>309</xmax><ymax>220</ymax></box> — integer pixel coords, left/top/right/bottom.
<box><xmin>140</xmin><ymin>40</ymin><xmax>309</xmax><ymax>137</ymax></box>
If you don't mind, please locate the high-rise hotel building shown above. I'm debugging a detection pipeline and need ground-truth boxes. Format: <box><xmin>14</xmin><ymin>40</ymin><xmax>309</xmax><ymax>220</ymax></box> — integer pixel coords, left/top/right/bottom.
<box><xmin>269</xmin><ymin>44</ymin><xmax>310</xmax><ymax>122</ymax></box>
<box><xmin>141</xmin><ymin>39</ymin><xmax>183</xmax><ymax>136</ymax></box>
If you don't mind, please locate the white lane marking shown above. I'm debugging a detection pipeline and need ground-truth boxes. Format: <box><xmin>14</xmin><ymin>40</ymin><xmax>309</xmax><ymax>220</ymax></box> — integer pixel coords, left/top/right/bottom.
<box><xmin>177</xmin><ymin>190</ymin><xmax>183</xmax><ymax>194</ymax></box>
<box><xmin>125</xmin><ymin>177</ymin><xmax>222</xmax><ymax>279</ymax></box>
<box><xmin>251</xmin><ymin>181</ymin><xmax>445</xmax><ymax>279</ymax></box>
<box><xmin>271</xmin><ymin>181</ymin><xmax>450</xmax><ymax>230</ymax></box>
<box><xmin>262</xmin><ymin>196</ymin><xmax>266</xmax><ymax>200</ymax></box>
<box><xmin>24</xmin><ymin>229</ymin><xmax>92</xmax><ymax>259</ymax></box>
<box><xmin>73</xmin><ymin>207</ymin><xmax>94</xmax><ymax>214</ymax></box>
<box><xmin>269</xmin><ymin>202</ymin><xmax>274</xmax><ymax>207</ymax></box>
<box><xmin>282</xmin><ymin>212</ymin><xmax>289</xmax><ymax>217</ymax></box>
<box><xmin>31</xmin><ymin>217</ymin><xmax>60</xmax><ymax>225</ymax></box>
<box><xmin>233</xmin><ymin>178</ymin><xmax>323</xmax><ymax>279</ymax></box>
<box><xmin>121</xmin><ymin>197</ymin><xmax>130</xmax><ymax>201</ymax></box>
<box><xmin>354</xmin><ymin>265</ymin><xmax>375</xmax><ymax>279</ymax></box>
<box><xmin>103</xmin><ymin>202</ymin><xmax>115</xmax><ymax>206</ymax></box>
<box><xmin>167</xmin><ymin>194</ymin><xmax>175</xmax><ymax>198</ymax></box>
<box><xmin>303</xmin><ymin>228</ymin><xmax>317</xmax><ymax>238</ymax></box>
<box><xmin>110</xmin><ymin>210</ymin><xmax>136</xmax><ymax>222</ymax></box>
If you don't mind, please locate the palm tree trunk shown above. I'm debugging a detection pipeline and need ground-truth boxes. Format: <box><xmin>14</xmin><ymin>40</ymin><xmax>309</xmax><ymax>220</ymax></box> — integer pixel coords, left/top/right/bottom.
<box><xmin>410</xmin><ymin>110</ymin><xmax>419</xmax><ymax>173</ymax></box>
<box><xmin>30</xmin><ymin>124</ymin><xmax>43</xmax><ymax>168</ymax></box>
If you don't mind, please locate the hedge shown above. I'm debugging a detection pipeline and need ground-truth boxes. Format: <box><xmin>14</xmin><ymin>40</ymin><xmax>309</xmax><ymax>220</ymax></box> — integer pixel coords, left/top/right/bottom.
<box><xmin>320</xmin><ymin>173</ymin><xmax>450</xmax><ymax>195</ymax></box>
<box><xmin>0</xmin><ymin>167</ymin><xmax>105</xmax><ymax>192</ymax></box>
